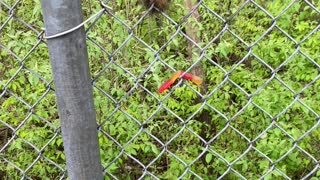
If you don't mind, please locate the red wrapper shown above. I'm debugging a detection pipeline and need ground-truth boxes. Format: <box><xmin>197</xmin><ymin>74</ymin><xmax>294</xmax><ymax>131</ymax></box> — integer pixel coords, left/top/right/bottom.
<box><xmin>158</xmin><ymin>80</ymin><xmax>174</xmax><ymax>93</ymax></box>
<box><xmin>181</xmin><ymin>73</ymin><xmax>193</xmax><ymax>80</ymax></box>
<box><xmin>158</xmin><ymin>70</ymin><xmax>203</xmax><ymax>94</ymax></box>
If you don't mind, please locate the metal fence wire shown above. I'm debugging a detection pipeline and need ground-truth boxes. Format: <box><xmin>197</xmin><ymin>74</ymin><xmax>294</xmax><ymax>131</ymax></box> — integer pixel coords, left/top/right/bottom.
<box><xmin>1</xmin><ymin>0</ymin><xmax>320</xmax><ymax>179</ymax></box>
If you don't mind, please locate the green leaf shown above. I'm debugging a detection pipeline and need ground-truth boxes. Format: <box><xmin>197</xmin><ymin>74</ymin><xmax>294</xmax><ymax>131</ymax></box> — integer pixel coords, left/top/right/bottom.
<box><xmin>109</xmin><ymin>124</ymin><xmax>116</xmax><ymax>136</ymax></box>
<box><xmin>259</xmin><ymin>160</ymin><xmax>269</xmax><ymax>169</ymax></box>
<box><xmin>291</xmin><ymin>128</ymin><xmax>300</xmax><ymax>139</ymax></box>
<box><xmin>151</xmin><ymin>145</ymin><xmax>159</xmax><ymax>155</ymax></box>
<box><xmin>310</xmin><ymin>178</ymin><xmax>319</xmax><ymax>180</ymax></box>
<box><xmin>205</xmin><ymin>153</ymin><xmax>213</xmax><ymax>163</ymax></box>
<box><xmin>15</xmin><ymin>140</ymin><xmax>23</xmax><ymax>150</ymax></box>
<box><xmin>56</xmin><ymin>138</ymin><xmax>63</xmax><ymax>147</ymax></box>
<box><xmin>242</xmin><ymin>161</ymin><xmax>248</xmax><ymax>172</ymax></box>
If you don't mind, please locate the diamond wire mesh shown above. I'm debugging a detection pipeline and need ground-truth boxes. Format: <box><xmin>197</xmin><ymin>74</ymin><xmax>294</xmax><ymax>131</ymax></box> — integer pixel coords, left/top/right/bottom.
<box><xmin>1</xmin><ymin>0</ymin><xmax>320</xmax><ymax>179</ymax></box>
<box><xmin>0</xmin><ymin>0</ymin><xmax>66</xmax><ymax>179</ymax></box>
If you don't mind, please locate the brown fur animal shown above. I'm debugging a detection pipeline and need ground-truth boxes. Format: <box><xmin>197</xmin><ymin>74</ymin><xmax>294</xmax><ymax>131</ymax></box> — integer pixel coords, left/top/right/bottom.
<box><xmin>143</xmin><ymin>0</ymin><xmax>171</xmax><ymax>11</ymax></box>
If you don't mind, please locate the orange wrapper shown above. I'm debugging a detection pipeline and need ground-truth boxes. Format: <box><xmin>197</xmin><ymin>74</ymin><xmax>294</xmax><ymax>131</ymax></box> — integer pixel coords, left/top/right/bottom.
<box><xmin>189</xmin><ymin>75</ymin><xmax>203</xmax><ymax>85</ymax></box>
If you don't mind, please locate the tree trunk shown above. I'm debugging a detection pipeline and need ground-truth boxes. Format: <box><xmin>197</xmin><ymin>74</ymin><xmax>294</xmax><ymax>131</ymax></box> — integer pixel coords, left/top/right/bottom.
<box><xmin>184</xmin><ymin>0</ymin><xmax>216</xmax><ymax>153</ymax></box>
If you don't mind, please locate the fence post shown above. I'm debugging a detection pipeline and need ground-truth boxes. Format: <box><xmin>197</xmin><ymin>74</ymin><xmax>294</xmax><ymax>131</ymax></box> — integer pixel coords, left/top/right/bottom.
<box><xmin>40</xmin><ymin>1</ymin><xmax>103</xmax><ymax>179</ymax></box>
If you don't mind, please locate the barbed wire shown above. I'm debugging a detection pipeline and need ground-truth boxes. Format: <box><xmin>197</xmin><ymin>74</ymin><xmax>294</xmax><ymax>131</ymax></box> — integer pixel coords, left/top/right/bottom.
<box><xmin>1</xmin><ymin>0</ymin><xmax>319</xmax><ymax>179</ymax></box>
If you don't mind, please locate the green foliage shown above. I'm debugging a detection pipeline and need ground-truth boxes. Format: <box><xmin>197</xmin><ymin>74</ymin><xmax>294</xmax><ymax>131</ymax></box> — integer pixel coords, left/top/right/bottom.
<box><xmin>1</xmin><ymin>0</ymin><xmax>319</xmax><ymax>179</ymax></box>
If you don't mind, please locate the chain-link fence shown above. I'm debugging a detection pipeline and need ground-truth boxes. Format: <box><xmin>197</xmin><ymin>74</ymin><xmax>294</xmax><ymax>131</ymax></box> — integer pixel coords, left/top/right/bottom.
<box><xmin>1</xmin><ymin>0</ymin><xmax>320</xmax><ymax>179</ymax></box>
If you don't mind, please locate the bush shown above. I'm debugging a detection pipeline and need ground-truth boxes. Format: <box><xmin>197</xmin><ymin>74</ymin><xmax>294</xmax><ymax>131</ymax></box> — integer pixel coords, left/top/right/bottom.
<box><xmin>1</xmin><ymin>0</ymin><xmax>319</xmax><ymax>179</ymax></box>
